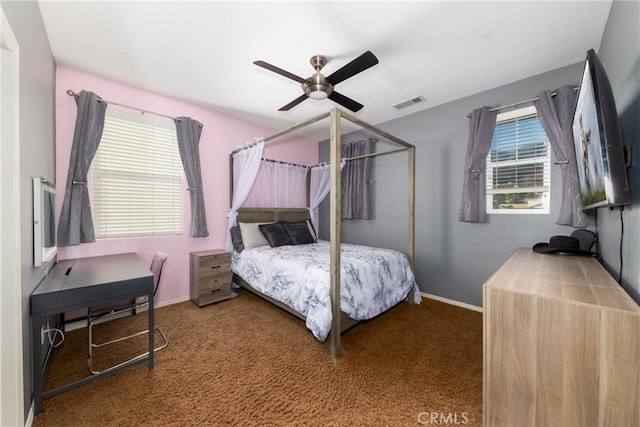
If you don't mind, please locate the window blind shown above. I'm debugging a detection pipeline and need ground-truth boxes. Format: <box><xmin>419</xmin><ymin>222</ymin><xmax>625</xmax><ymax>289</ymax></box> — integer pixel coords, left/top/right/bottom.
<box><xmin>92</xmin><ymin>109</ymin><xmax>183</xmax><ymax>238</ymax></box>
<box><xmin>486</xmin><ymin>107</ymin><xmax>550</xmax><ymax>212</ymax></box>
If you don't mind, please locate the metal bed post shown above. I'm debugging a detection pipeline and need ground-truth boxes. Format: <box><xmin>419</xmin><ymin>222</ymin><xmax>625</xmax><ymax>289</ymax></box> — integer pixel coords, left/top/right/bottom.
<box><xmin>408</xmin><ymin>146</ymin><xmax>415</xmax><ymax>269</ymax></box>
<box><xmin>407</xmin><ymin>146</ymin><xmax>416</xmax><ymax>302</ymax></box>
<box><xmin>229</xmin><ymin>154</ymin><xmax>234</xmax><ymax>206</ymax></box>
<box><xmin>329</xmin><ymin>108</ymin><xmax>342</xmax><ymax>358</ymax></box>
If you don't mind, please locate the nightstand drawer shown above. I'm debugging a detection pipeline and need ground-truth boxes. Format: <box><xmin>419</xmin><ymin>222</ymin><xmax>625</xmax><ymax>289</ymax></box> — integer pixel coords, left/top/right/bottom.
<box><xmin>197</xmin><ymin>283</ymin><xmax>232</xmax><ymax>305</ymax></box>
<box><xmin>200</xmin><ymin>271</ymin><xmax>231</xmax><ymax>291</ymax></box>
<box><xmin>199</xmin><ymin>263</ymin><xmax>232</xmax><ymax>282</ymax></box>
<box><xmin>199</xmin><ymin>253</ymin><xmax>231</xmax><ymax>269</ymax></box>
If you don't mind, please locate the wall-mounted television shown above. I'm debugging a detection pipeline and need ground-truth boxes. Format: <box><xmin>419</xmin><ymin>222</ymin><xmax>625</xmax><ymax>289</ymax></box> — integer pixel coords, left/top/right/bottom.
<box><xmin>572</xmin><ymin>49</ymin><xmax>630</xmax><ymax>210</ymax></box>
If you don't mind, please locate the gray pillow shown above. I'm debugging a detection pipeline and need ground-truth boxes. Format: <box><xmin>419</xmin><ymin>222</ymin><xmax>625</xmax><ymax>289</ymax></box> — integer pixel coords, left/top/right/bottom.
<box><xmin>230</xmin><ymin>225</ymin><xmax>244</xmax><ymax>253</ymax></box>
<box><xmin>259</xmin><ymin>223</ymin><xmax>291</xmax><ymax>247</ymax></box>
<box><xmin>283</xmin><ymin>221</ymin><xmax>317</xmax><ymax>245</ymax></box>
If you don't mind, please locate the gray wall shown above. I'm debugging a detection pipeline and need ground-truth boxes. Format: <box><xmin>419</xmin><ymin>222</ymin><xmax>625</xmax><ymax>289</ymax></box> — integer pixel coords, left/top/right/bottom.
<box><xmin>1</xmin><ymin>0</ymin><xmax>56</xmax><ymax>418</ymax></box>
<box><xmin>596</xmin><ymin>0</ymin><xmax>640</xmax><ymax>303</ymax></box>
<box><xmin>320</xmin><ymin>63</ymin><xmax>588</xmax><ymax>308</ymax></box>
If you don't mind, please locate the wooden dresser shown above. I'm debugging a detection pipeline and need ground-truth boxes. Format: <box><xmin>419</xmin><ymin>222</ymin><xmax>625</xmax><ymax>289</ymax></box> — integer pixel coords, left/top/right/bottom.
<box><xmin>483</xmin><ymin>248</ymin><xmax>640</xmax><ymax>426</ymax></box>
<box><xmin>189</xmin><ymin>249</ymin><xmax>235</xmax><ymax>307</ymax></box>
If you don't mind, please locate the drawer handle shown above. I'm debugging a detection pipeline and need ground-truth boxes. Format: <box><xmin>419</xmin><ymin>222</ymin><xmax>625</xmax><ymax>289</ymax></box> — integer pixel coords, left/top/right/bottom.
<box><xmin>210</xmin><ymin>265</ymin><xmax>221</xmax><ymax>269</ymax></box>
<box><xmin>211</xmin><ymin>288</ymin><xmax>221</xmax><ymax>294</ymax></box>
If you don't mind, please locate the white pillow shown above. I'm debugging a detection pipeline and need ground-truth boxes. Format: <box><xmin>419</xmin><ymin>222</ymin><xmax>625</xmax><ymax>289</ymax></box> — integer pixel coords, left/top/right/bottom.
<box><xmin>238</xmin><ymin>222</ymin><xmax>271</xmax><ymax>249</ymax></box>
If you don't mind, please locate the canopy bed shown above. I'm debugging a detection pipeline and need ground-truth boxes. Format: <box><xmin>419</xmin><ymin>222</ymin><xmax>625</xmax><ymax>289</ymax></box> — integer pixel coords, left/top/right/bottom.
<box><xmin>227</xmin><ymin>108</ymin><xmax>417</xmax><ymax>357</ymax></box>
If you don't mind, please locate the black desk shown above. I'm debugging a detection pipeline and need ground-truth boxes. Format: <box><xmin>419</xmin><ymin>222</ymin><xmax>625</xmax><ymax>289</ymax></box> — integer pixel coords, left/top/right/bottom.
<box><xmin>31</xmin><ymin>253</ymin><xmax>154</xmax><ymax>414</ymax></box>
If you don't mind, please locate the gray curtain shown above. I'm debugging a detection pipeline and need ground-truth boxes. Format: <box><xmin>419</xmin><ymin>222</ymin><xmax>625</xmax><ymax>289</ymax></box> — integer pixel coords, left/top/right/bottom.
<box><xmin>341</xmin><ymin>139</ymin><xmax>374</xmax><ymax>219</ymax></box>
<box><xmin>534</xmin><ymin>86</ymin><xmax>586</xmax><ymax>227</ymax></box>
<box><xmin>175</xmin><ymin>117</ymin><xmax>208</xmax><ymax>237</ymax></box>
<box><xmin>458</xmin><ymin>106</ymin><xmax>497</xmax><ymax>223</ymax></box>
<box><xmin>57</xmin><ymin>90</ymin><xmax>107</xmax><ymax>246</ymax></box>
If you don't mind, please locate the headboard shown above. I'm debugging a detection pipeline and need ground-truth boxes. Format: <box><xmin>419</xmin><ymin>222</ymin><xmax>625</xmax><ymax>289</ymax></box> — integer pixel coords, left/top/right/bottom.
<box><xmin>237</xmin><ymin>207</ymin><xmax>310</xmax><ymax>223</ymax></box>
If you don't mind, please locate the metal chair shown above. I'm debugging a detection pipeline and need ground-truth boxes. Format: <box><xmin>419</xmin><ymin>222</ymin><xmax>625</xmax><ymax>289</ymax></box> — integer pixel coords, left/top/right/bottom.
<box><xmin>87</xmin><ymin>252</ymin><xmax>169</xmax><ymax>374</ymax></box>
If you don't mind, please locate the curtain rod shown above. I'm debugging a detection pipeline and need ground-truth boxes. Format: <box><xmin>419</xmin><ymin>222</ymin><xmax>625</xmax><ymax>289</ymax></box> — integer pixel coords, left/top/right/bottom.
<box><xmin>66</xmin><ymin>90</ymin><xmax>202</xmax><ymax>127</ymax></box>
<box><xmin>262</xmin><ymin>148</ymin><xmax>404</xmax><ymax>168</ymax></box>
<box><xmin>260</xmin><ymin>158</ymin><xmax>309</xmax><ymax>169</ymax></box>
<box><xmin>344</xmin><ymin>147</ymin><xmax>407</xmax><ymax>162</ymax></box>
<box><xmin>466</xmin><ymin>86</ymin><xmax>579</xmax><ymax>118</ymax></box>
<box><xmin>311</xmin><ymin>162</ymin><xmax>330</xmax><ymax>168</ymax></box>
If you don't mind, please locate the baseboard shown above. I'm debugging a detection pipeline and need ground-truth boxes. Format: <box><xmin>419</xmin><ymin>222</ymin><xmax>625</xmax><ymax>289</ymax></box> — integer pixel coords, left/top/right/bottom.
<box><xmin>420</xmin><ymin>292</ymin><xmax>483</xmax><ymax>313</ymax></box>
<box><xmin>65</xmin><ymin>295</ymin><xmax>191</xmax><ymax>332</ymax></box>
<box><xmin>156</xmin><ymin>295</ymin><xmax>191</xmax><ymax>308</ymax></box>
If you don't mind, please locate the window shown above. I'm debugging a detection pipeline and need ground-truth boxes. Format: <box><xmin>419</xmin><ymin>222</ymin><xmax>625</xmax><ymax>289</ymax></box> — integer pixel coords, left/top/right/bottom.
<box><xmin>91</xmin><ymin>108</ymin><xmax>183</xmax><ymax>238</ymax></box>
<box><xmin>486</xmin><ymin>106</ymin><xmax>550</xmax><ymax>214</ymax></box>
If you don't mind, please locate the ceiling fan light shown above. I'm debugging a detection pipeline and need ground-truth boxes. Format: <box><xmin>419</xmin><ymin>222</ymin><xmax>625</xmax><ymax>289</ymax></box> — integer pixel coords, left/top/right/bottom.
<box><xmin>303</xmin><ymin>83</ymin><xmax>332</xmax><ymax>99</ymax></box>
<box><xmin>308</xmin><ymin>90</ymin><xmax>329</xmax><ymax>100</ymax></box>
<box><xmin>302</xmin><ymin>72</ymin><xmax>333</xmax><ymax>100</ymax></box>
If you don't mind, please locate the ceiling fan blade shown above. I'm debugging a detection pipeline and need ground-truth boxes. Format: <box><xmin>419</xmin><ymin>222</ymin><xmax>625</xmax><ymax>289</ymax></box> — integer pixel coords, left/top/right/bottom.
<box><xmin>328</xmin><ymin>91</ymin><xmax>364</xmax><ymax>112</ymax></box>
<box><xmin>254</xmin><ymin>60</ymin><xmax>308</xmax><ymax>84</ymax></box>
<box><xmin>326</xmin><ymin>51</ymin><xmax>379</xmax><ymax>86</ymax></box>
<box><xmin>278</xmin><ymin>94</ymin><xmax>309</xmax><ymax>111</ymax></box>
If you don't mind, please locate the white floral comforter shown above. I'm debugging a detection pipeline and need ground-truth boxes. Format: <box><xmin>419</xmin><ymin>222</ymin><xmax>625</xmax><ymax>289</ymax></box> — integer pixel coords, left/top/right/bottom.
<box><xmin>231</xmin><ymin>240</ymin><xmax>420</xmax><ymax>341</ymax></box>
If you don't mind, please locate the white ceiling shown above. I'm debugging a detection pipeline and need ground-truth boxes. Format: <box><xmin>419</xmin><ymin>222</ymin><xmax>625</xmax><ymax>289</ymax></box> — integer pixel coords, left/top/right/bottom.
<box><xmin>38</xmin><ymin>1</ymin><xmax>613</xmax><ymax>140</ymax></box>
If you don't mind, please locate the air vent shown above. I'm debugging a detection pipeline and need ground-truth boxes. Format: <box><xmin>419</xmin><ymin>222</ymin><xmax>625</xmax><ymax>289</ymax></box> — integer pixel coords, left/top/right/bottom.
<box><xmin>392</xmin><ymin>95</ymin><xmax>426</xmax><ymax>110</ymax></box>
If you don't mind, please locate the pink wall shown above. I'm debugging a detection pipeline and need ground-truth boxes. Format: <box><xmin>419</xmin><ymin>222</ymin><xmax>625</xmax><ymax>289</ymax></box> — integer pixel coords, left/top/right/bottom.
<box><xmin>55</xmin><ymin>66</ymin><xmax>318</xmax><ymax>304</ymax></box>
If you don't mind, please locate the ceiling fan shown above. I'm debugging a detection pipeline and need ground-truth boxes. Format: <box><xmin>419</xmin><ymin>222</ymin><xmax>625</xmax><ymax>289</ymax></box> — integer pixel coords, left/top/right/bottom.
<box><xmin>253</xmin><ymin>51</ymin><xmax>379</xmax><ymax>112</ymax></box>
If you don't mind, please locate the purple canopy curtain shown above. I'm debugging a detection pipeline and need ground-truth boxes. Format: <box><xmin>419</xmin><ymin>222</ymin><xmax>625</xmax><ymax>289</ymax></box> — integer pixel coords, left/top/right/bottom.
<box><xmin>458</xmin><ymin>106</ymin><xmax>497</xmax><ymax>223</ymax></box>
<box><xmin>533</xmin><ymin>86</ymin><xmax>586</xmax><ymax>227</ymax></box>
<box><xmin>175</xmin><ymin>117</ymin><xmax>208</xmax><ymax>237</ymax></box>
<box><xmin>341</xmin><ymin>139</ymin><xmax>375</xmax><ymax>219</ymax></box>
<box><xmin>243</xmin><ymin>160</ymin><xmax>308</xmax><ymax>208</ymax></box>
<box><xmin>58</xmin><ymin>90</ymin><xmax>107</xmax><ymax>246</ymax></box>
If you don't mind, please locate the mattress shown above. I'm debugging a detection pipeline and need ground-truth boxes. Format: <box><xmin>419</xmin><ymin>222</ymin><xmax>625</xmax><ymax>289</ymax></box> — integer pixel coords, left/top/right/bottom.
<box><xmin>232</xmin><ymin>240</ymin><xmax>420</xmax><ymax>341</ymax></box>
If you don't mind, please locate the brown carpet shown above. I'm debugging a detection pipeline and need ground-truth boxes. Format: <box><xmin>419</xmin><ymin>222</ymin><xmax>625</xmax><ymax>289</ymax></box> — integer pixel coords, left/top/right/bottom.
<box><xmin>33</xmin><ymin>290</ymin><xmax>483</xmax><ymax>426</ymax></box>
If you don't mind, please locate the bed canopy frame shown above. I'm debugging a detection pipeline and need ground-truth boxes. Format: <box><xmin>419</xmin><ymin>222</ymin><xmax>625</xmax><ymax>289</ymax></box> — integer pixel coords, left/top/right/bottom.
<box><xmin>229</xmin><ymin>108</ymin><xmax>415</xmax><ymax>357</ymax></box>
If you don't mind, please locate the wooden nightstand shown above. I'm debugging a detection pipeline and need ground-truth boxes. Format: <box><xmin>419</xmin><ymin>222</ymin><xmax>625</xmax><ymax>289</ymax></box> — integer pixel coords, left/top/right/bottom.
<box><xmin>189</xmin><ymin>249</ymin><xmax>235</xmax><ymax>307</ymax></box>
